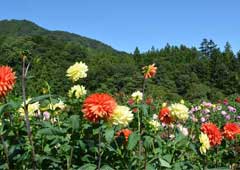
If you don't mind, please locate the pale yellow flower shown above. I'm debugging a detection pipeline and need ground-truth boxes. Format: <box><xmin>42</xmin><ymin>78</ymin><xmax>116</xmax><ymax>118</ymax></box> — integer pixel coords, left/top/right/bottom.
<box><xmin>18</xmin><ymin>99</ymin><xmax>40</xmax><ymax>117</ymax></box>
<box><xmin>131</xmin><ymin>91</ymin><xmax>143</xmax><ymax>103</ymax></box>
<box><xmin>110</xmin><ymin>105</ymin><xmax>133</xmax><ymax>127</ymax></box>
<box><xmin>68</xmin><ymin>85</ymin><xmax>87</xmax><ymax>99</ymax></box>
<box><xmin>149</xmin><ymin>120</ymin><xmax>160</xmax><ymax>131</ymax></box>
<box><xmin>66</xmin><ymin>62</ymin><xmax>88</xmax><ymax>82</ymax></box>
<box><xmin>199</xmin><ymin>132</ymin><xmax>210</xmax><ymax>154</ymax></box>
<box><xmin>180</xmin><ymin>99</ymin><xmax>185</xmax><ymax>104</ymax></box>
<box><xmin>169</xmin><ymin>103</ymin><xmax>189</xmax><ymax>121</ymax></box>
<box><xmin>53</xmin><ymin>100</ymin><xmax>66</xmax><ymax>110</ymax></box>
<box><xmin>162</xmin><ymin>102</ymin><xmax>167</xmax><ymax>107</ymax></box>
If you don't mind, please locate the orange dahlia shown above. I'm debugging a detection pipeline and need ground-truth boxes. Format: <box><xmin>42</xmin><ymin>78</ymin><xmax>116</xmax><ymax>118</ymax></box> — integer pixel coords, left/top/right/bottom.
<box><xmin>116</xmin><ymin>129</ymin><xmax>132</xmax><ymax>142</ymax></box>
<box><xmin>0</xmin><ymin>66</ymin><xmax>16</xmax><ymax>98</ymax></box>
<box><xmin>159</xmin><ymin>107</ymin><xmax>172</xmax><ymax>124</ymax></box>
<box><xmin>82</xmin><ymin>93</ymin><xmax>117</xmax><ymax>122</ymax></box>
<box><xmin>201</xmin><ymin>123</ymin><xmax>222</xmax><ymax>146</ymax></box>
<box><xmin>142</xmin><ymin>64</ymin><xmax>157</xmax><ymax>79</ymax></box>
<box><xmin>223</xmin><ymin>123</ymin><xmax>240</xmax><ymax>140</ymax></box>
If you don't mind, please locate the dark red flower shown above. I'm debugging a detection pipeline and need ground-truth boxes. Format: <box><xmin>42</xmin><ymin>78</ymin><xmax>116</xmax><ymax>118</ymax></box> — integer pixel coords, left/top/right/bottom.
<box><xmin>128</xmin><ymin>98</ymin><xmax>135</xmax><ymax>105</ymax></box>
<box><xmin>235</xmin><ymin>97</ymin><xmax>240</xmax><ymax>103</ymax></box>
<box><xmin>82</xmin><ymin>93</ymin><xmax>117</xmax><ymax>122</ymax></box>
<box><xmin>223</xmin><ymin>99</ymin><xmax>228</xmax><ymax>105</ymax></box>
<box><xmin>132</xmin><ymin>108</ymin><xmax>138</xmax><ymax>113</ymax></box>
<box><xmin>201</xmin><ymin>122</ymin><xmax>222</xmax><ymax>146</ymax></box>
<box><xmin>145</xmin><ymin>97</ymin><xmax>153</xmax><ymax>105</ymax></box>
<box><xmin>223</xmin><ymin>123</ymin><xmax>240</xmax><ymax>140</ymax></box>
<box><xmin>159</xmin><ymin>107</ymin><xmax>172</xmax><ymax>124</ymax></box>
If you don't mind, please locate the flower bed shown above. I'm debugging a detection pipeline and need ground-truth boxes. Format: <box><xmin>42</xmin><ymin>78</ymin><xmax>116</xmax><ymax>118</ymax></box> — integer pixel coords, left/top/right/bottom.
<box><xmin>0</xmin><ymin>59</ymin><xmax>240</xmax><ymax>170</ymax></box>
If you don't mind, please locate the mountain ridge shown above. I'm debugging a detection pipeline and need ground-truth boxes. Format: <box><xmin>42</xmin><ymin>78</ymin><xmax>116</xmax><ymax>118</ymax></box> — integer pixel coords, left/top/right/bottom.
<box><xmin>0</xmin><ymin>19</ymin><xmax>126</xmax><ymax>55</ymax></box>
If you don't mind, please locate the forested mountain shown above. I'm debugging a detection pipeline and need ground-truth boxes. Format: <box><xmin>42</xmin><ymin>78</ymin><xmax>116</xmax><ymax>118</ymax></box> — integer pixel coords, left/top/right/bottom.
<box><xmin>0</xmin><ymin>19</ymin><xmax>239</xmax><ymax>101</ymax></box>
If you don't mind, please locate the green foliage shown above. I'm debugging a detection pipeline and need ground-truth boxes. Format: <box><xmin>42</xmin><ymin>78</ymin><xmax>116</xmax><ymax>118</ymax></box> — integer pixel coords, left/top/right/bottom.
<box><xmin>0</xmin><ymin>20</ymin><xmax>240</xmax><ymax>101</ymax></box>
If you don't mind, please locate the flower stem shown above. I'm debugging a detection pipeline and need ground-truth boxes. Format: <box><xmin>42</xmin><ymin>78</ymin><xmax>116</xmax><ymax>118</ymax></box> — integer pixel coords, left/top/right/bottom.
<box><xmin>68</xmin><ymin>146</ymin><xmax>74</xmax><ymax>170</ymax></box>
<box><xmin>0</xmin><ymin>134</ymin><xmax>9</xmax><ymax>169</ymax></box>
<box><xmin>97</xmin><ymin>122</ymin><xmax>102</xmax><ymax>170</ymax></box>
<box><xmin>142</xmin><ymin>78</ymin><xmax>146</xmax><ymax>101</ymax></box>
<box><xmin>138</xmin><ymin>77</ymin><xmax>147</xmax><ymax>169</ymax></box>
<box><xmin>21</xmin><ymin>55</ymin><xmax>36</xmax><ymax>170</ymax></box>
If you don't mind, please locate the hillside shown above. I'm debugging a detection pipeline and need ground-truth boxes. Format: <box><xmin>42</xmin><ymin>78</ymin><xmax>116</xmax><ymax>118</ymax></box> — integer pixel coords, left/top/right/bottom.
<box><xmin>0</xmin><ymin>19</ymin><xmax>134</xmax><ymax>97</ymax></box>
<box><xmin>0</xmin><ymin>19</ymin><xmax>240</xmax><ymax>101</ymax></box>
<box><xmin>0</xmin><ymin>19</ymin><xmax>126</xmax><ymax>55</ymax></box>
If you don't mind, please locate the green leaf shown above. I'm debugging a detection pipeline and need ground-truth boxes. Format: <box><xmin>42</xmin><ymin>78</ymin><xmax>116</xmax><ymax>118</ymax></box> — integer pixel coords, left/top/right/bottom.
<box><xmin>146</xmin><ymin>163</ymin><xmax>155</xmax><ymax>170</ymax></box>
<box><xmin>104</xmin><ymin>128</ymin><xmax>114</xmax><ymax>143</ymax></box>
<box><xmin>207</xmin><ymin>168</ymin><xmax>229</xmax><ymax>170</ymax></box>
<box><xmin>0</xmin><ymin>102</ymin><xmax>15</xmax><ymax>116</ymax></box>
<box><xmin>141</xmin><ymin>104</ymin><xmax>148</xmax><ymax>116</ymax></box>
<box><xmin>100</xmin><ymin>165</ymin><xmax>115</xmax><ymax>170</ymax></box>
<box><xmin>78</xmin><ymin>164</ymin><xmax>97</xmax><ymax>170</ymax></box>
<box><xmin>70</xmin><ymin>115</ymin><xmax>80</xmax><ymax>131</ymax></box>
<box><xmin>38</xmin><ymin>127</ymin><xmax>65</xmax><ymax>136</ymax></box>
<box><xmin>0</xmin><ymin>163</ymin><xmax>9</xmax><ymax>169</ymax></box>
<box><xmin>28</xmin><ymin>94</ymin><xmax>52</xmax><ymax>104</ymax></box>
<box><xmin>189</xmin><ymin>143</ymin><xmax>198</xmax><ymax>154</ymax></box>
<box><xmin>36</xmin><ymin>155</ymin><xmax>61</xmax><ymax>164</ymax></box>
<box><xmin>159</xmin><ymin>158</ymin><xmax>171</xmax><ymax>168</ymax></box>
<box><xmin>143</xmin><ymin>136</ymin><xmax>153</xmax><ymax>150</ymax></box>
<box><xmin>127</xmin><ymin>131</ymin><xmax>140</xmax><ymax>150</ymax></box>
<box><xmin>162</xmin><ymin>154</ymin><xmax>172</xmax><ymax>163</ymax></box>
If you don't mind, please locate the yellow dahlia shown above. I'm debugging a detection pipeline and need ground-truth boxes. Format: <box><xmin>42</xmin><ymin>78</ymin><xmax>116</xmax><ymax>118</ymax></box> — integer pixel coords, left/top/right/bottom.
<box><xmin>169</xmin><ymin>103</ymin><xmax>189</xmax><ymax>121</ymax></box>
<box><xmin>52</xmin><ymin>100</ymin><xmax>66</xmax><ymax>110</ymax></box>
<box><xmin>131</xmin><ymin>91</ymin><xmax>143</xmax><ymax>103</ymax></box>
<box><xmin>110</xmin><ymin>105</ymin><xmax>133</xmax><ymax>127</ymax></box>
<box><xmin>18</xmin><ymin>99</ymin><xmax>40</xmax><ymax>117</ymax></box>
<box><xmin>66</xmin><ymin>62</ymin><xmax>88</xmax><ymax>82</ymax></box>
<box><xmin>199</xmin><ymin>132</ymin><xmax>210</xmax><ymax>154</ymax></box>
<box><xmin>68</xmin><ymin>85</ymin><xmax>87</xmax><ymax>99</ymax></box>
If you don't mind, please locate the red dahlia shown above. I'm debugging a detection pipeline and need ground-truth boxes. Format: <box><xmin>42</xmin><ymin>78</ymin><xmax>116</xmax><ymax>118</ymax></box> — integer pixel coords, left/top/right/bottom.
<box><xmin>82</xmin><ymin>93</ymin><xmax>117</xmax><ymax>122</ymax></box>
<box><xmin>159</xmin><ymin>107</ymin><xmax>172</xmax><ymax>124</ymax></box>
<box><xmin>0</xmin><ymin>66</ymin><xmax>16</xmax><ymax>98</ymax></box>
<box><xmin>223</xmin><ymin>123</ymin><xmax>240</xmax><ymax>140</ymax></box>
<box><xmin>201</xmin><ymin>122</ymin><xmax>222</xmax><ymax>146</ymax></box>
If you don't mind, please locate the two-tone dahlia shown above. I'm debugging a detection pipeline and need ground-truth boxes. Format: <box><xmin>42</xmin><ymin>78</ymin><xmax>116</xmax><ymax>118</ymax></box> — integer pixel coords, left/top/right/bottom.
<box><xmin>82</xmin><ymin>93</ymin><xmax>117</xmax><ymax>122</ymax></box>
<box><xmin>0</xmin><ymin>66</ymin><xmax>16</xmax><ymax>97</ymax></box>
<box><xmin>223</xmin><ymin>123</ymin><xmax>240</xmax><ymax>140</ymax></box>
<box><xmin>66</xmin><ymin>62</ymin><xmax>88</xmax><ymax>82</ymax></box>
<box><xmin>142</xmin><ymin>64</ymin><xmax>157</xmax><ymax>79</ymax></box>
<box><xmin>201</xmin><ymin>122</ymin><xmax>222</xmax><ymax>146</ymax></box>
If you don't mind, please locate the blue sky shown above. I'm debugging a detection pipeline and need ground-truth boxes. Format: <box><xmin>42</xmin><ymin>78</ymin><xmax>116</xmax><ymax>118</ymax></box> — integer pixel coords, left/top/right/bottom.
<box><xmin>1</xmin><ymin>0</ymin><xmax>240</xmax><ymax>53</ymax></box>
